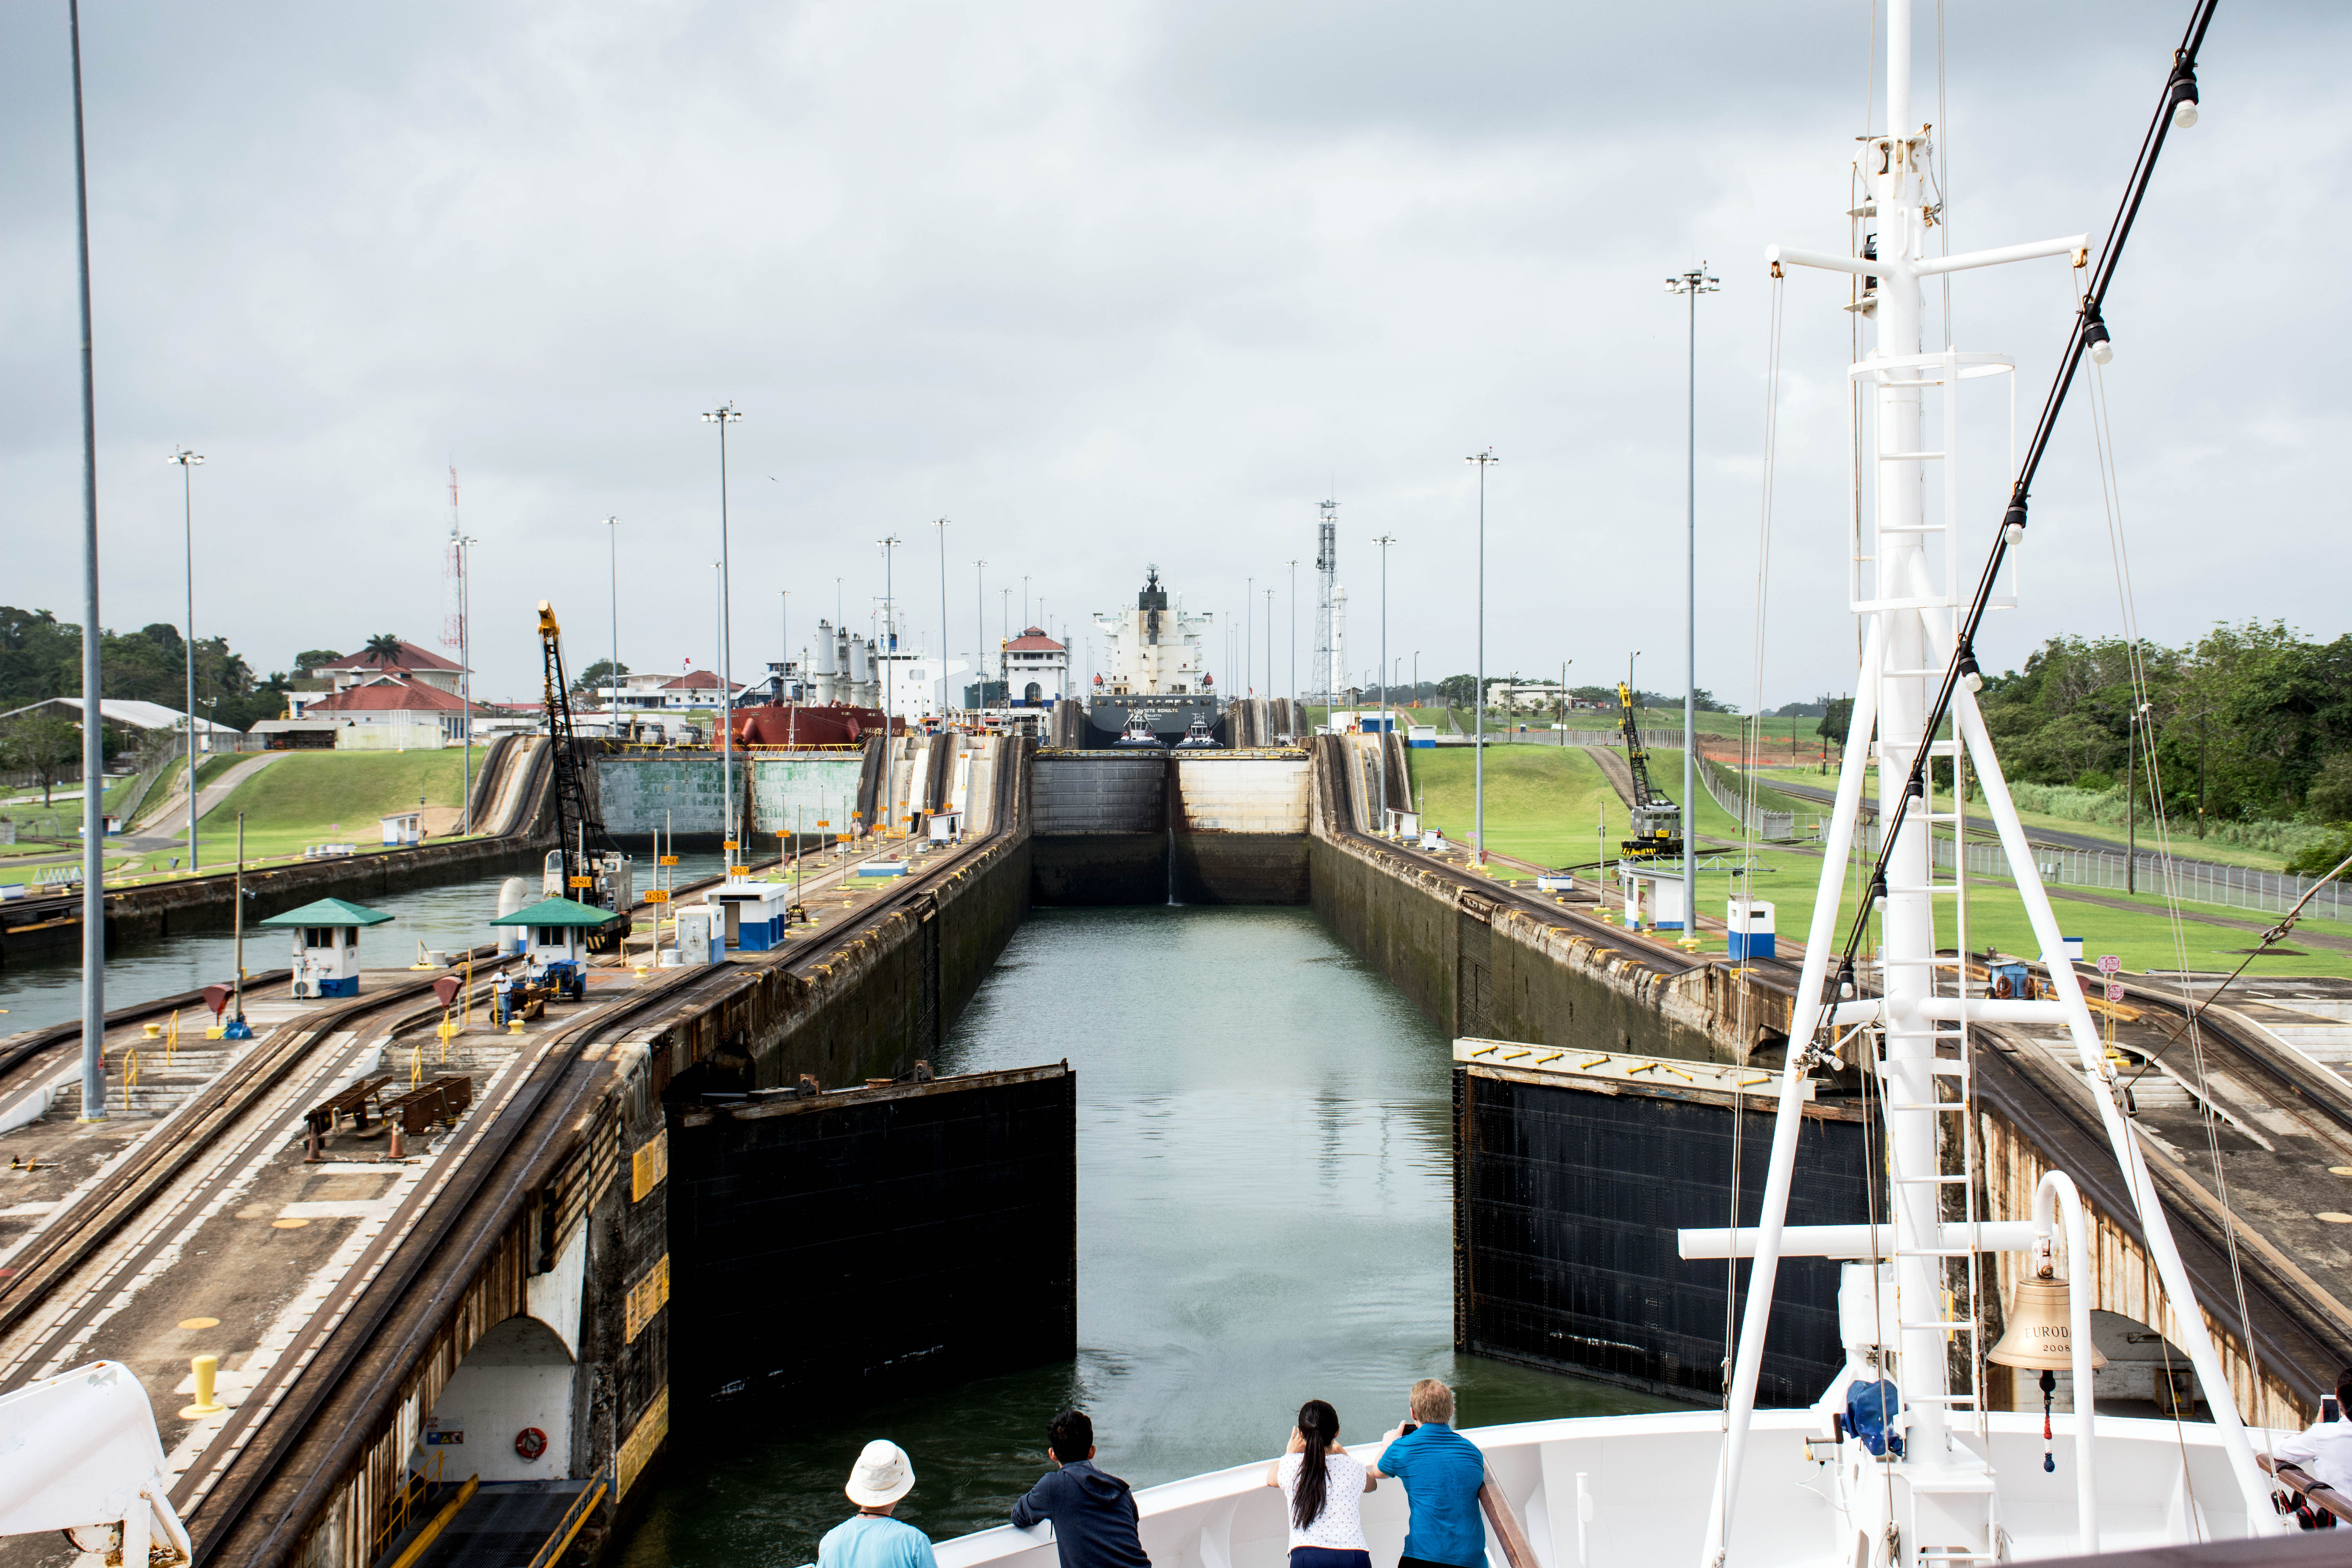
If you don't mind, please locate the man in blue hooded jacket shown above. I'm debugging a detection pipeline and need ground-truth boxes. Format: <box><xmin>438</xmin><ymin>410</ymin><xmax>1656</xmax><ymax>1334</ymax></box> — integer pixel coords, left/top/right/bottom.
<box><xmin>1011</xmin><ymin>1410</ymin><xmax>1152</xmax><ymax>1568</ymax></box>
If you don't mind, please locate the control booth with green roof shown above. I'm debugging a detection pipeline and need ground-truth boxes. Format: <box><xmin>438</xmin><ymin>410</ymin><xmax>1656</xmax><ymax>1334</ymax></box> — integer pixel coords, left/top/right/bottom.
<box><xmin>256</xmin><ymin>897</ymin><xmax>397</xmax><ymax>999</ymax></box>
<box><xmin>489</xmin><ymin>897</ymin><xmax>622</xmax><ymax>1002</ymax></box>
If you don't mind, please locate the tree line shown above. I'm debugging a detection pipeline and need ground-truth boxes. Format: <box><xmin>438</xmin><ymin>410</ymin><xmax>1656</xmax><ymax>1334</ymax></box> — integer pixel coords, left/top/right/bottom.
<box><xmin>0</xmin><ymin>605</ymin><xmax>316</xmax><ymax>735</ymax></box>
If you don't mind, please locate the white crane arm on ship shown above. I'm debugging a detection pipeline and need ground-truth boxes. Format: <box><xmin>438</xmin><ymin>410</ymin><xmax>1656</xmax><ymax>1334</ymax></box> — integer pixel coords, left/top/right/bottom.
<box><xmin>0</xmin><ymin>1361</ymin><xmax>193</xmax><ymax>1565</ymax></box>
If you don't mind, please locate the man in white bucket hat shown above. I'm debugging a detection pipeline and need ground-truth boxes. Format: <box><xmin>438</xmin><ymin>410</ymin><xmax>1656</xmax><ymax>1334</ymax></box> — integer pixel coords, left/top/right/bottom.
<box><xmin>818</xmin><ymin>1440</ymin><xmax>939</xmax><ymax>1568</ymax></box>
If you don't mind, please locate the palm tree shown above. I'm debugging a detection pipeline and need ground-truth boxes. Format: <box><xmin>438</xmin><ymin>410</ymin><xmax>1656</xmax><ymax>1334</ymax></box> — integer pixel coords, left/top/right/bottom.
<box><xmin>363</xmin><ymin>633</ymin><xmax>404</xmax><ymax>666</ymax></box>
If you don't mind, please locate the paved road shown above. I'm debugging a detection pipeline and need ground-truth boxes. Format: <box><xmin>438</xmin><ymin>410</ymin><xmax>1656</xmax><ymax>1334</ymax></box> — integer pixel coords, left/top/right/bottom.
<box><xmin>1766</xmin><ymin>775</ymin><xmax>2315</xmax><ymax>906</ymax></box>
<box><xmin>122</xmin><ymin>753</ymin><xmax>282</xmax><ymax>852</ymax></box>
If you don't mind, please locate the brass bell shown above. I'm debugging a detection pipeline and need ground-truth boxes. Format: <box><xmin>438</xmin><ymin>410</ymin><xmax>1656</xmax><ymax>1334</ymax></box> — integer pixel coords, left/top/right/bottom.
<box><xmin>1987</xmin><ymin>1275</ymin><xmax>2107</xmax><ymax>1370</ymax></box>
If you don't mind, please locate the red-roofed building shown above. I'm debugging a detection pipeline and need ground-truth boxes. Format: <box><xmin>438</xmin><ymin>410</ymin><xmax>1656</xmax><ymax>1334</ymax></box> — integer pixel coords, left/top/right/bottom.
<box><xmin>607</xmin><ymin>666</ymin><xmax>747</xmax><ymax>711</ymax></box>
<box><xmin>289</xmin><ymin>673</ymin><xmax>495</xmax><ymax>750</ymax></box>
<box><xmin>1002</xmin><ymin>626</ymin><xmax>1068</xmax><ymax>706</ymax></box>
<box><xmin>315</xmin><ymin>640</ymin><xmax>467</xmax><ymax>696</ymax></box>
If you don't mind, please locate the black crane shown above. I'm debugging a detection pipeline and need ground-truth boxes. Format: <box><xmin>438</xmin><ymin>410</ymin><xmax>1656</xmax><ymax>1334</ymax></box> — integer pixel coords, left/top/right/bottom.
<box><xmin>1617</xmin><ymin>681</ymin><xmax>1682</xmax><ymax>862</ymax></box>
<box><xmin>538</xmin><ymin>599</ymin><xmax>620</xmax><ymax>905</ymax></box>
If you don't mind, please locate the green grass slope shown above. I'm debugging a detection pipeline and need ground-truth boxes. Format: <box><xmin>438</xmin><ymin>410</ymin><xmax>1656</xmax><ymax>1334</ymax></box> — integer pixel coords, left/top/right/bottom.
<box><xmin>184</xmin><ymin>749</ymin><xmax>489</xmax><ymax>862</ymax></box>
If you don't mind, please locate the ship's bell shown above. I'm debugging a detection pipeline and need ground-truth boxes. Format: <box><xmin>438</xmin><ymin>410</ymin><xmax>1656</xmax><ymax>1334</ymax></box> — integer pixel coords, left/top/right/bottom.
<box><xmin>1987</xmin><ymin>1275</ymin><xmax>2107</xmax><ymax>1370</ymax></box>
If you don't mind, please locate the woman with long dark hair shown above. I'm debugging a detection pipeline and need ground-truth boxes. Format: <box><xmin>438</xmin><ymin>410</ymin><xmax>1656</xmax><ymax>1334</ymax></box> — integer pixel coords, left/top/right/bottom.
<box><xmin>1263</xmin><ymin>1399</ymin><xmax>1378</xmax><ymax>1568</ymax></box>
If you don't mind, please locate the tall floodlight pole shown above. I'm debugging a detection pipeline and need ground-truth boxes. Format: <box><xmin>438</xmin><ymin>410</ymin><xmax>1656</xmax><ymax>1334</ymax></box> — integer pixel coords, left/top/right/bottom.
<box><xmin>167</xmin><ymin>447</ymin><xmax>205</xmax><ymax>869</ymax></box>
<box><xmin>1245</xmin><ymin>576</ymin><xmax>1253</xmax><ymax>701</ymax></box>
<box><xmin>1667</xmin><ymin>265</ymin><xmax>1719</xmax><ymax>938</ymax></box>
<box><xmin>1286</xmin><ymin>559</ymin><xmax>1298</xmax><ymax>724</ymax></box>
<box><xmin>1466</xmin><ymin>451</ymin><xmax>1498</xmax><ymax>864</ymax></box>
<box><xmin>70</xmin><ymin>0</ymin><xmax>105</xmax><ymax>1120</ymax></box>
<box><xmin>779</xmin><ymin>589</ymin><xmax>788</xmax><ymax>696</ymax></box>
<box><xmin>1374</xmin><ymin>535</ymin><xmax>1395</xmax><ymax>832</ymax></box>
<box><xmin>878</xmin><ymin>534</ymin><xmax>904</xmax><ymax>727</ymax></box>
<box><xmin>702</xmin><ymin>403</ymin><xmax>742</xmax><ymax>871</ymax></box>
<box><xmin>606</xmin><ymin>517</ymin><xmax>621</xmax><ymax>714</ymax></box>
<box><xmin>454</xmin><ymin>525</ymin><xmax>476</xmax><ymax>832</ymax></box>
<box><xmin>934</xmin><ymin>518</ymin><xmax>950</xmax><ymax>719</ymax></box>
<box><xmin>974</xmin><ymin>561</ymin><xmax>987</xmax><ymax>708</ymax></box>
<box><xmin>1000</xmin><ymin>587</ymin><xmax>1011</xmax><ymax>681</ymax></box>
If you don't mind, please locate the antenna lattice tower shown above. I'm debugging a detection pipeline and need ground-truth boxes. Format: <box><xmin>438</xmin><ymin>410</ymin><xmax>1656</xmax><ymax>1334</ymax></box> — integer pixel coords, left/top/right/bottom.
<box><xmin>1312</xmin><ymin>499</ymin><xmax>1338</xmax><ymax>708</ymax></box>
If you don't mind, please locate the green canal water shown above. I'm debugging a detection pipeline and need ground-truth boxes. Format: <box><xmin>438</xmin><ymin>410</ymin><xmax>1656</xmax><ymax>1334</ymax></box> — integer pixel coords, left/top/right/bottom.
<box><xmin>616</xmin><ymin>904</ymin><xmax>1682</xmax><ymax>1568</ymax></box>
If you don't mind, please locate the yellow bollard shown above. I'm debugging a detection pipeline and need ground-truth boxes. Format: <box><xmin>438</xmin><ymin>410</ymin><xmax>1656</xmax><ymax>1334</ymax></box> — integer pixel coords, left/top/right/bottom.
<box><xmin>143</xmin><ymin>1021</ymin><xmax>163</xmax><ymax>1040</ymax></box>
<box><xmin>509</xmin><ymin>1016</ymin><xmax>526</xmax><ymax>1035</ymax></box>
<box><xmin>180</xmin><ymin>1354</ymin><xmax>226</xmax><ymax>1418</ymax></box>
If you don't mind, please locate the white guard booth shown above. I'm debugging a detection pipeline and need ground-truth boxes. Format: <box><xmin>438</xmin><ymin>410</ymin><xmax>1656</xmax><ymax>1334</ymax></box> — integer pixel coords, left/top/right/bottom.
<box><xmin>704</xmin><ymin>881</ymin><xmax>789</xmax><ymax>952</ymax></box>
<box><xmin>671</xmin><ymin>907</ymin><xmax>719</xmax><ymax>966</ymax></box>
<box><xmin>256</xmin><ymin>897</ymin><xmax>396</xmax><ymax>999</ymax></box>
<box><xmin>380</xmin><ymin>810</ymin><xmax>423</xmax><ymax>847</ymax></box>
<box><xmin>1618</xmin><ymin>864</ymin><xmax>1686</xmax><ymax>931</ymax></box>
<box><xmin>1727</xmin><ymin>897</ymin><xmax>1777</xmax><ymax>960</ymax></box>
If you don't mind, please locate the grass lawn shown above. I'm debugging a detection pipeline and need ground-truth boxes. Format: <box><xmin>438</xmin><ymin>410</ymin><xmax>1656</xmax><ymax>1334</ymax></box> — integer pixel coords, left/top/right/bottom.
<box><xmin>1403</xmin><ymin>743</ymin><xmax>2352</xmax><ymax>976</ymax></box>
<box><xmin>1406</xmin><ymin>747</ymin><xmax>1631</xmax><ymax>868</ymax></box>
<box><xmin>179</xmin><ymin>749</ymin><xmax>491</xmax><ymax>862</ymax></box>
<box><xmin>1749</xmin><ymin>764</ymin><xmax>2294</xmax><ymax>876</ymax></box>
<box><xmin>1690</xmin><ymin>839</ymin><xmax>2352</xmax><ymax>982</ymax></box>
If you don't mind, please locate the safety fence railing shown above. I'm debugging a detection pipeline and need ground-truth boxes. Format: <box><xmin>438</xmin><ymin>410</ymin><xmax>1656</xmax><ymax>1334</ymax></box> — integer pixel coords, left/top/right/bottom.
<box><xmin>1692</xmin><ymin>755</ymin><xmax>1797</xmax><ymax>842</ymax></box>
<box><xmin>1929</xmin><ymin>833</ymin><xmax>2345</xmax><ymax>922</ymax></box>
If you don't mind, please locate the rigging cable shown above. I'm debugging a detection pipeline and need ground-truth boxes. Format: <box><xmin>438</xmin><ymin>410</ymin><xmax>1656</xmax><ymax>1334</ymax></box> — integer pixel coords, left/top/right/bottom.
<box><xmin>1813</xmin><ymin>0</ymin><xmax>2216</xmax><ymax>1014</ymax></box>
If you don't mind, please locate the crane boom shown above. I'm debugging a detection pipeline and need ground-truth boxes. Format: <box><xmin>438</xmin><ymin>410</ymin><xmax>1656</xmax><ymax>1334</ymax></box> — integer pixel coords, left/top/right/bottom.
<box><xmin>1617</xmin><ymin>681</ymin><xmax>1682</xmax><ymax>861</ymax></box>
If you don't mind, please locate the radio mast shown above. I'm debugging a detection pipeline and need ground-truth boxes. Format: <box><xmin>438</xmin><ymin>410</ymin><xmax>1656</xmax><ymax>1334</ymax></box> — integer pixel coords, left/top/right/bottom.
<box><xmin>1312</xmin><ymin>499</ymin><xmax>1338</xmax><ymax>709</ymax></box>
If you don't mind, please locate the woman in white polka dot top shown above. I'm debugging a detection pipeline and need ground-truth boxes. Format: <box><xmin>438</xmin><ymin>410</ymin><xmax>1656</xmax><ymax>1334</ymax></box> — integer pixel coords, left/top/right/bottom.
<box><xmin>1263</xmin><ymin>1399</ymin><xmax>1379</xmax><ymax>1568</ymax></box>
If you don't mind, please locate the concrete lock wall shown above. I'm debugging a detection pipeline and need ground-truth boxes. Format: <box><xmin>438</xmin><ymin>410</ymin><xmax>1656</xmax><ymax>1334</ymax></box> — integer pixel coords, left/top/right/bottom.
<box><xmin>1031</xmin><ymin>755</ymin><xmax>1165</xmax><ymax>903</ymax></box>
<box><xmin>1030</xmin><ymin>753</ymin><xmax>1310</xmax><ymax>904</ymax></box>
<box><xmin>1455</xmin><ymin>1065</ymin><xmax>1871</xmax><ymax>1404</ymax></box>
<box><xmin>593</xmin><ymin>756</ymin><xmax>864</xmax><ymax>845</ymax></box>
<box><xmin>1172</xmin><ymin>755</ymin><xmax>1310</xmax><ymax>903</ymax></box>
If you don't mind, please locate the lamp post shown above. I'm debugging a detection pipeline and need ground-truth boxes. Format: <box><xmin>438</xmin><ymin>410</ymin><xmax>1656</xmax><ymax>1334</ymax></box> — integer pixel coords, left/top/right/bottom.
<box><xmin>878</xmin><ymin>534</ymin><xmax>903</xmax><ymax>729</ymax></box>
<box><xmin>71</xmin><ymin>0</ymin><xmax>105</xmax><ymax>1119</ymax></box>
<box><xmin>702</xmin><ymin>403</ymin><xmax>742</xmax><ymax>871</ymax></box>
<box><xmin>606</xmin><ymin>517</ymin><xmax>621</xmax><ymax>715</ymax></box>
<box><xmin>1287</xmin><ymin>559</ymin><xmax>1298</xmax><ymax>727</ymax></box>
<box><xmin>1667</xmin><ymin>263</ymin><xmax>1719</xmax><ymax>938</ymax></box>
<box><xmin>455</xmin><ymin>529</ymin><xmax>476</xmax><ymax>831</ymax></box>
<box><xmin>975</xmin><ymin>560</ymin><xmax>987</xmax><ymax>709</ymax></box>
<box><xmin>1466</xmin><ymin>450</ymin><xmax>1499</xmax><ymax>864</ymax></box>
<box><xmin>779</xmin><ymin>588</ymin><xmax>788</xmax><ymax>699</ymax></box>
<box><xmin>167</xmin><ymin>446</ymin><xmax>205</xmax><ymax>869</ymax></box>
<box><xmin>1374</xmin><ymin>535</ymin><xmax>1395</xmax><ymax>832</ymax></box>
<box><xmin>935</xmin><ymin>518</ymin><xmax>950</xmax><ymax>720</ymax></box>
<box><xmin>1245</xmin><ymin>576</ymin><xmax>1254</xmax><ymax>702</ymax></box>
<box><xmin>1264</xmin><ymin>587</ymin><xmax>1274</xmax><ymax>719</ymax></box>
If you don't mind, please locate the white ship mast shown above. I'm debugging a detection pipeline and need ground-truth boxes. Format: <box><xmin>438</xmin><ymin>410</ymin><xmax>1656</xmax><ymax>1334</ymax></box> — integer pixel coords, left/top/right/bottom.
<box><xmin>1694</xmin><ymin>3</ymin><xmax>2270</xmax><ymax>1562</ymax></box>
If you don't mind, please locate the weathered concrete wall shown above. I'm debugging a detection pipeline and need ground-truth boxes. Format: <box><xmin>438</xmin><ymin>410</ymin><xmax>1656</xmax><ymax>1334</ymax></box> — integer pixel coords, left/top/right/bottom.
<box><xmin>593</xmin><ymin>755</ymin><xmax>864</xmax><ymax>846</ymax></box>
<box><xmin>284</xmin><ymin>748</ymin><xmax>1037</xmax><ymax>1568</ymax></box>
<box><xmin>1031</xmin><ymin>752</ymin><xmax>1310</xmax><ymax>905</ymax></box>
<box><xmin>1309</xmin><ymin>827</ymin><xmax>1725</xmax><ymax>1062</ymax></box>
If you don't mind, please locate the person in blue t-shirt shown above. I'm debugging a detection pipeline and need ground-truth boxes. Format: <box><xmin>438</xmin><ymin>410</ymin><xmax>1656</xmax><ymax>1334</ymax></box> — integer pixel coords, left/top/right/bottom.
<box><xmin>818</xmin><ymin>1440</ymin><xmax>939</xmax><ymax>1568</ymax></box>
<box><xmin>1373</xmin><ymin>1380</ymin><xmax>1488</xmax><ymax>1568</ymax></box>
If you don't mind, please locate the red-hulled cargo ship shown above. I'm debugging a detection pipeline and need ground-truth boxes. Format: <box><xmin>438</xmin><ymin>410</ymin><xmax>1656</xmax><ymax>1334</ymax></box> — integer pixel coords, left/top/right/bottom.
<box><xmin>729</xmin><ymin>702</ymin><xmax>897</xmax><ymax>747</ymax></box>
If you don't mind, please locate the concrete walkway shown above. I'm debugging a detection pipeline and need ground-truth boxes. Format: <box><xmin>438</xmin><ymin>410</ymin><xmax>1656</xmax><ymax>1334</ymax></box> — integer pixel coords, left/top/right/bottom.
<box><xmin>123</xmin><ymin>752</ymin><xmax>282</xmax><ymax>851</ymax></box>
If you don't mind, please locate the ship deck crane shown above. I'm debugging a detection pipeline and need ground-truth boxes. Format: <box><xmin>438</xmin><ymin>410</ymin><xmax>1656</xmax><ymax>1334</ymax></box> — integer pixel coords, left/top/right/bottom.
<box><xmin>1617</xmin><ymin>681</ymin><xmax>1682</xmax><ymax>862</ymax></box>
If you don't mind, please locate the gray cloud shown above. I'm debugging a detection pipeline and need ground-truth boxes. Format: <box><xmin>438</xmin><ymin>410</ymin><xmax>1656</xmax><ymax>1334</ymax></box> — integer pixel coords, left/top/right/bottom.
<box><xmin>2</xmin><ymin>1</ymin><xmax>2343</xmax><ymax>708</ymax></box>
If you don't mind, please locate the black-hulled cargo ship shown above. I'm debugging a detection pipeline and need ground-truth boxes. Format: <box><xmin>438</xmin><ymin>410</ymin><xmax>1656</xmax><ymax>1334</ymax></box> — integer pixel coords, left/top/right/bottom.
<box><xmin>1083</xmin><ymin>567</ymin><xmax>1221</xmax><ymax>748</ymax></box>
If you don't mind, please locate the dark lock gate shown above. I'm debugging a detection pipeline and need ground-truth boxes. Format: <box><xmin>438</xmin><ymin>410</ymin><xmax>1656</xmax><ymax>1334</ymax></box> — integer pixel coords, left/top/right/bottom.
<box><xmin>668</xmin><ymin>1063</ymin><xmax>1076</xmax><ymax>1408</ymax></box>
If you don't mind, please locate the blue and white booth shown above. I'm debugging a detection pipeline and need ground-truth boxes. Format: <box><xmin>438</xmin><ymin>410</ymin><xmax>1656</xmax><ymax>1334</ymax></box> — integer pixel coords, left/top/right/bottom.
<box><xmin>704</xmin><ymin>880</ymin><xmax>791</xmax><ymax>953</ymax></box>
<box><xmin>1726</xmin><ymin>897</ymin><xmax>1776</xmax><ymax>960</ymax></box>
<box><xmin>258</xmin><ymin>897</ymin><xmax>396</xmax><ymax>999</ymax></box>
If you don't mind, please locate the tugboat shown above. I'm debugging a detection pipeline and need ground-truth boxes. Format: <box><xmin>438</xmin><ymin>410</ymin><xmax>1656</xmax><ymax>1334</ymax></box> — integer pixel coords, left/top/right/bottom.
<box><xmin>1112</xmin><ymin>712</ymin><xmax>1165</xmax><ymax>750</ymax></box>
<box><xmin>1172</xmin><ymin>715</ymin><xmax>1219</xmax><ymax>751</ymax></box>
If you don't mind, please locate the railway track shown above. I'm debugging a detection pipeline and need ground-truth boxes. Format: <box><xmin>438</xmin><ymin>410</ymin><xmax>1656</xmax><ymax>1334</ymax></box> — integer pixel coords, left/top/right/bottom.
<box><xmin>187</xmin><ymin>738</ymin><xmax>1025</xmax><ymax>1567</ymax></box>
<box><xmin>0</xmin><ymin>857</ymin><xmax>751</xmax><ymax>1356</ymax></box>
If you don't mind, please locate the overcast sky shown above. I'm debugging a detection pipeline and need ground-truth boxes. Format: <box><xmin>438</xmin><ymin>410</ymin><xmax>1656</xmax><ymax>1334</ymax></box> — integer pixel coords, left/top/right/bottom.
<box><xmin>2</xmin><ymin>2</ymin><xmax>2342</xmax><ymax>710</ymax></box>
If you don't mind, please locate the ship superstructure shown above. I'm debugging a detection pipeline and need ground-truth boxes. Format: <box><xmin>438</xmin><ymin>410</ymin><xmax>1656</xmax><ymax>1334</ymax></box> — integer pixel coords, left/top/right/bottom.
<box><xmin>1086</xmin><ymin>567</ymin><xmax>1220</xmax><ymax>746</ymax></box>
